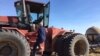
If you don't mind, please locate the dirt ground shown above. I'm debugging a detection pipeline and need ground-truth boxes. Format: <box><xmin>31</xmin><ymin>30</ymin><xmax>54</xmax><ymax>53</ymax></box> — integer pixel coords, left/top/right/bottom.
<box><xmin>89</xmin><ymin>53</ymin><xmax>100</xmax><ymax>56</ymax></box>
<box><xmin>35</xmin><ymin>53</ymin><xmax>100</xmax><ymax>56</ymax></box>
<box><xmin>35</xmin><ymin>51</ymin><xmax>100</xmax><ymax>56</ymax></box>
<box><xmin>89</xmin><ymin>47</ymin><xmax>100</xmax><ymax>56</ymax></box>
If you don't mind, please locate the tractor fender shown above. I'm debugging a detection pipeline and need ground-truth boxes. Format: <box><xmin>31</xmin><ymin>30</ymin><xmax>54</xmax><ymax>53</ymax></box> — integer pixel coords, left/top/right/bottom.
<box><xmin>2</xmin><ymin>27</ymin><xmax>28</xmax><ymax>36</ymax></box>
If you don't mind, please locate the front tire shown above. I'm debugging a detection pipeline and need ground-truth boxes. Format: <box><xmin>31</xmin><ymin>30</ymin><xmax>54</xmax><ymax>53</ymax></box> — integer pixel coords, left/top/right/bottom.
<box><xmin>0</xmin><ymin>29</ymin><xmax>31</xmax><ymax>56</ymax></box>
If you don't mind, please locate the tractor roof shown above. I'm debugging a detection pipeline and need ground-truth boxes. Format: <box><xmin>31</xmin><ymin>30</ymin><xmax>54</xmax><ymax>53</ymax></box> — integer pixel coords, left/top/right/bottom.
<box><xmin>15</xmin><ymin>0</ymin><xmax>45</xmax><ymax>13</ymax></box>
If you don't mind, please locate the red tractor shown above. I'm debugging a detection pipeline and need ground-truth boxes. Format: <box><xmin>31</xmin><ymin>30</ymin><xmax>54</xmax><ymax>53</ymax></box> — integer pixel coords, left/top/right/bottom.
<box><xmin>0</xmin><ymin>0</ymin><xmax>89</xmax><ymax>56</ymax></box>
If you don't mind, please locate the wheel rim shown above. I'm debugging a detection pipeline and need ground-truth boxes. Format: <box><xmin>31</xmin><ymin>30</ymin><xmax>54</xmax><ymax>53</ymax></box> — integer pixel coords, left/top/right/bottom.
<box><xmin>74</xmin><ymin>40</ymin><xmax>87</xmax><ymax>55</ymax></box>
<box><xmin>0</xmin><ymin>41</ymin><xmax>18</xmax><ymax>56</ymax></box>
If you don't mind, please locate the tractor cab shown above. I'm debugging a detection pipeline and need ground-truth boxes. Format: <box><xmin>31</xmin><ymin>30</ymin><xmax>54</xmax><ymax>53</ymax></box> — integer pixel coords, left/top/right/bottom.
<box><xmin>15</xmin><ymin>0</ymin><xmax>50</xmax><ymax>31</ymax></box>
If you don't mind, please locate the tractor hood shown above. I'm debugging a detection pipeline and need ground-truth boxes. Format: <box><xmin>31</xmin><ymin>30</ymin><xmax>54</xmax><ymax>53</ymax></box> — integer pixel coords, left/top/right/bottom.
<box><xmin>0</xmin><ymin>16</ymin><xmax>19</xmax><ymax>25</ymax></box>
<box><xmin>47</xmin><ymin>27</ymin><xmax>70</xmax><ymax>39</ymax></box>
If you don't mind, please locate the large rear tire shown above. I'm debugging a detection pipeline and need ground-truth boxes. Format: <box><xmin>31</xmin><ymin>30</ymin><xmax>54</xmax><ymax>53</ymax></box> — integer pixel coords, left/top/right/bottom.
<box><xmin>0</xmin><ymin>29</ymin><xmax>30</xmax><ymax>56</ymax></box>
<box><xmin>55</xmin><ymin>33</ymin><xmax>89</xmax><ymax>56</ymax></box>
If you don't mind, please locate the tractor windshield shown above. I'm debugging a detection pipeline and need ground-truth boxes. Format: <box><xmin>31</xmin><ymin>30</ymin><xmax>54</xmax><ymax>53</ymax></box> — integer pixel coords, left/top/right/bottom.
<box><xmin>15</xmin><ymin>1</ymin><xmax>50</xmax><ymax>27</ymax></box>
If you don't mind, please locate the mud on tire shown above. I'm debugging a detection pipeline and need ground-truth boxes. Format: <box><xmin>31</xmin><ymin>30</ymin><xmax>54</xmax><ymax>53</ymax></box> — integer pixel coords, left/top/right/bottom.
<box><xmin>0</xmin><ymin>29</ymin><xmax>31</xmax><ymax>56</ymax></box>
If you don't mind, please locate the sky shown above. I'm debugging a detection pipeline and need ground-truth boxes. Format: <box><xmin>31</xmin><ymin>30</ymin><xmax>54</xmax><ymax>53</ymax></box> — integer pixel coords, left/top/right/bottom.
<box><xmin>0</xmin><ymin>0</ymin><xmax>100</xmax><ymax>34</ymax></box>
